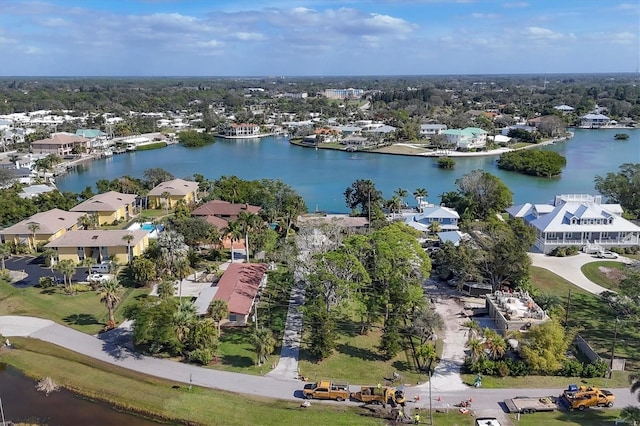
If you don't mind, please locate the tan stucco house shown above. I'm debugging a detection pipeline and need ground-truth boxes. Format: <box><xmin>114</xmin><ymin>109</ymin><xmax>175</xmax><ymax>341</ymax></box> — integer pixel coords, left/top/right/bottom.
<box><xmin>0</xmin><ymin>208</ymin><xmax>86</xmax><ymax>249</ymax></box>
<box><xmin>70</xmin><ymin>191</ymin><xmax>138</xmax><ymax>226</ymax></box>
<box><xmin>148</xmin><ymin>178</ymin><xmax>199</xmax><ymax>209</ymax></box>
<box><xmin>45</xmin><ymin>229</ymin><xmax>149</xmax><ymax>265</ymax></box>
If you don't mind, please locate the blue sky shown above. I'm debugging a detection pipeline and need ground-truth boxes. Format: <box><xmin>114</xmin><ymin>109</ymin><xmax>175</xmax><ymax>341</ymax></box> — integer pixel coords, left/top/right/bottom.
<box><xmin>0</xmin><ymin>0</ymin><xmax>638</xmax><ymax>76</ymax></box>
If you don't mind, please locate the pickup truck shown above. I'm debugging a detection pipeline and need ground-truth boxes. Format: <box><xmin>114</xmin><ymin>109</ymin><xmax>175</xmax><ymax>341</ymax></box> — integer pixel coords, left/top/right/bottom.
<box><xmin>504</xmin><ymin>396</ymin><xmax>557</xmax><ymax>414</ymax></box>
<box><xmin>350</xmin><ymin>386</ymin><xmax>406</xmax><ymax>407</ymax></box>
<box><xmin>562</xmin><ymin>385</ymin><xmax>615</xmax><ymax>410</ymax></box>
<box><xmin>303</xmin><ymin>381</ymin><xmax>350</xmax><ymax>401</ymax></box>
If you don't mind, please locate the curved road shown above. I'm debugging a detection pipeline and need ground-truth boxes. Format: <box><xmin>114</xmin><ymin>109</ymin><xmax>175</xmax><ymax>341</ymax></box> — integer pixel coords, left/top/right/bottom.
<box><xmin>0</xmin><ymin>315</ymin><xmax>637</xmax><ymax>416</ymax></box>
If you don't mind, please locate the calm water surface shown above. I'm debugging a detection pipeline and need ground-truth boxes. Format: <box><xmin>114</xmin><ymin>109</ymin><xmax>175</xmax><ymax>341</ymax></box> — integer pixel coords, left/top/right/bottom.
<box><xmin>0</xmin><ymin>364</ymin><xmax>163</xmax><ymax>426</ymax></box>
<box><xmin>57</xmin><ymin>129</ymin><xmax>640</xmax><ymax>213</ymax></box>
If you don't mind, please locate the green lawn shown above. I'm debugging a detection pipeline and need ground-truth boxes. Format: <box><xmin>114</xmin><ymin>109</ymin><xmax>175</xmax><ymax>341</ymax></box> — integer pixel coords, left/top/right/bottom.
<box><xmin>507</xmin><ymin>409</ymin><xmax>626</xmax><ymax>426</ymax></box>
<box><xmin>530</xmin><ymin>266</ymin><xmax>640</xmax><ymax>371</ymax></box>
<box><xmin>209</xmin><ymin>327</ymin><xmax>280</xmax><ymax>376</ymax></box>
<box><xmin>460</xmin><ymin>371</ymin><xmax>630</xmax><ymax>389</ymax></box>
<box><xmin>0</xmin><ymin>277</ymin><xmax>147</xmax><ymax>335</ymax></box>
<box><xmin>580</xmin><ymin>261</ymin><xmax>627</xmax><ymax>291</ymax></box>
<box><xmin>297</xmin><ymin>324</ymin><xmax>426</xmax><ymax>385</ymax></box>
<box><xmin>1</xmin><ymin>338</ymin><xmax>384</xmax><ymax>426</ymax></box>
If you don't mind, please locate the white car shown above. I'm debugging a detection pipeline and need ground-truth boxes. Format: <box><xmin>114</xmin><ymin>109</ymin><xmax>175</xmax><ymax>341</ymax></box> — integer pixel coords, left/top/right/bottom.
<box><xmin>596</xmin><ymin>250</ymin><xmax>618</xmax><ymax>259</ymax></box>
<box><xmin>88</xmin><ymin>273</ymin><xmax>114</xmax><ymax>283</ymax></box>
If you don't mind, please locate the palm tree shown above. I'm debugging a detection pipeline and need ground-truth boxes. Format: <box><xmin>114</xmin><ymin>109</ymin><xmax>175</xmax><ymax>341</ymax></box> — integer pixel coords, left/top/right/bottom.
<box><xmin>157</xmin><ymin>280</ymin><xmax>175</xmax><ymax>299</ymax></box>
<box><xmin>223</xmin><ymin>220</ymin><xmax>243</xmax><ymax>262</ymax></box>
<box><xmin>394</xmin><ymin>187</ymin><xmax>408</xmax><ymax>208</ymax></box>
<box><xmin>428</xmin><ymin>220</ymin><xmax>441</xmax><ymax>236</ymax></box>
<box><xmin>237</xmin><ymin>211</ymin><xmax>261</xmax><ymax>261</ymax></box>
<box><xmin>483</xmin><ymin>328</ymin><xmax>507</xmax><ymax>360</ymax></box>
<box><xmin>98</xmin><ymin>278</ymin><xmax>123</xmax><ymax>329</ymax></box>
<box><xmin>27</xmin><ymin>222</ymin><xmax>40</xmax><ymax>252</ymax></box>
<box><xmin>413</xmin><ymin>188</ymin><xmax>428</xmax><ymax>211</ymax></box>
<box><xmin>160</xmin><ymin>191</ymin><xmax>172</xmax><ymax>214</ymax></box>
<box><xmin>208</xmin><ymin>299</ymin><xmax>229</xmax><ymax>335</ymax></box>
<box><xmin>173</xmin><ymin>299</ymin><xmax>197</xmax><ymax>346</ymax></box>
<box><xmin>252</xmin><ymin>327</ymin><xmax>276</xmax><ymax>365</ymax></box>
<box><xmin>54</xmin><ymin>259</ymin><xmax>76</xmax><ymax>294</ymax></box>
<box><xmin>0</xmin><ymin>242</ymin><xmax>10</xmax><ymax>270</ymax></box>
<box><xmin>122</xmin><ymin>233</ymin><xmax>134</xmax><ymax>265</ymax></box>
<box><xmin>621</xmin><ymin>406</ymin><xmax>640</xmax><ymax>426</ymax></box>
<box><xmin>463</xmin><ymin>319</ymin><xmax>481</xmax><ymax>342</ymax></box>
<box><xmin>466</xmin><ymin>337</ymin><xmax>485</xmax><ymax>363</ymax></box>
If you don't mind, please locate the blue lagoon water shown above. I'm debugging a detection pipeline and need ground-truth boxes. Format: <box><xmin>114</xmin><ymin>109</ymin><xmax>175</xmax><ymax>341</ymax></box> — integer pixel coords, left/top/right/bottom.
<box><xmin>57</xmin><ymin>129</ymin><xmax>640</xmax><ymax>213</ymax></box>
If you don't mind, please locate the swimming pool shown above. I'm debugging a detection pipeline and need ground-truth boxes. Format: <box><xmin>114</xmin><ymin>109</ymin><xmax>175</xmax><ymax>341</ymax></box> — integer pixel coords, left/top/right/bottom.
<box><xmin>127</xmin><ymin>222</ymin><xmax>164</xmax><ymax>237</ymax></box>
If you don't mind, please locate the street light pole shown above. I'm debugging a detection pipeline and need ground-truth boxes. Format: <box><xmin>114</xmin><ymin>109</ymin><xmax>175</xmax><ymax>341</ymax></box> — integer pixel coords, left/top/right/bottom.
<box><xmin>609</xmin><ymin>317</ymin><xmax>619</xmax><ymax>379</ymax></box>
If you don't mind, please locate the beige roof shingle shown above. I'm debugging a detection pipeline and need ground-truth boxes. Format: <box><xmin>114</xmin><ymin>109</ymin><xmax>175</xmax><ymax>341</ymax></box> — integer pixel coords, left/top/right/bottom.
<box><xmin>31</xmin><ymin>132</ymin><xmax>89</xmax><ymax>146</ymax></box>
<box><xmin>0</xmin><ymin>209</ymin><xmax>86</xmax><ymax>235</ymax></box>
<box><xmin>148</xmin><ymin>179</ymin><xmax>198</xmax><ymax>197</ymax></box>
<box><xmin>71</xmin><ymin>191</ymin><xmax>138</xmax><ymax>212</ymax></box>
<box><xmin>44</xmin><ymin>230</ymin><xmax>148</xmax><ymax>248</ymax></box>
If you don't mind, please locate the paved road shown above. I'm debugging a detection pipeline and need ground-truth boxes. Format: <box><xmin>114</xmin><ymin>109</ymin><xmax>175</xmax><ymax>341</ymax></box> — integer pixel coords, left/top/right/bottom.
<box><xmin>1</xmin><ymin>315</ymin><xmax>637</xmax><ymax>413</ymax></box>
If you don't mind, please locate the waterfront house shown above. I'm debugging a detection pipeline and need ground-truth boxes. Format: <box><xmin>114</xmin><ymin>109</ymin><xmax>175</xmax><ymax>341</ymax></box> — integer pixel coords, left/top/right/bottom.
<box><xmin>70</xmin><ymin>191</ymin><xmax>138</xmax><ymax>226</ymax></box>
<box><xmin>0</xmin><ymin>208</ymin><xmax>86</xmax><ymax>248</ymax></box>
<box><xmin>148</xmin><ymin>178</ymin><xmax>199</xmax><ymax>209</ymax></box>
<box><xmin>220</xmin><ymin>123</ymin><xmax>260</xmax><ymax>137</ymax></box>
<box><xmin>192</xmin><ymin>200</ymin><xmax>261</xmax><ymax>224</ymax></box>
<box><xmin>44</xmin><ymin>229</ymin><xmax>149</xmax><ymax>265</ymax></box>
<box><xmin>441</xmin><ymin>127</ymin><xmax>488</xmax><ymax>150</ymax></box>
<box><xmin>554</xmin><ymin>105</ymin><xmax>575</xmax><ymax>114</ymax></box>
<box><xmin>75</xmin><ymin>129</ymin><xmax>109</xmax><ymax>150</ymax></box>
<box><xmin>212</xmin><ymin>263</ymin><xmax>268</xmax><ymax>326</ymax></box>
<box><xmin>30</xmin><ymin>132</ymin><xmax>90</xmax><ymax>156</ymax></box>
<box><xmin>403</xmin><ymin>206</ymin><xmax>460</xmax><ymax>233</ymax></box>
<box><xmin>419</xmin><ymin>124</ymin><xmax>447</xmax><ymax>137</ymax></box>
<box><xmin>507</xmin><ymin>194</ymin><xmax>640</xmax><ymax>253</ymax></box>
<box><xmin>579</xmin><ymin>113</ymin><xmax>611</xmax><ymax>129</ymax></box>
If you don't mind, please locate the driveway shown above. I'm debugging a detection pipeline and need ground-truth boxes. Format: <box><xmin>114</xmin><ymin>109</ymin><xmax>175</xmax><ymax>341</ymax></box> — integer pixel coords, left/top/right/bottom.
<box><xmin>529</xmin><ymin>252</ymin><xmax>632</xmax><ymax>295</ymax></box>
<box><xmin>4</xmin><ymin>256</ymin><xmax>87</xmax><ymax>287</ymax></box>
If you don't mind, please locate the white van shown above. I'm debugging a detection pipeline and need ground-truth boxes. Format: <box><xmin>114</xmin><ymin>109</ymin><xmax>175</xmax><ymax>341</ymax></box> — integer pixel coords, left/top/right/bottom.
<box><xmin>90</xmin><ymin>261</ymin><xmax>112</xmax><ymax>274</ymax></box>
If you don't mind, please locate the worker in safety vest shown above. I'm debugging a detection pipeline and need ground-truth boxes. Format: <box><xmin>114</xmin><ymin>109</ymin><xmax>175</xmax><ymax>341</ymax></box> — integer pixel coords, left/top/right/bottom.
<box><xmin>414</xmin><ymin>413</ymin><xmax>420</xmax><ymax>424</ymax></box>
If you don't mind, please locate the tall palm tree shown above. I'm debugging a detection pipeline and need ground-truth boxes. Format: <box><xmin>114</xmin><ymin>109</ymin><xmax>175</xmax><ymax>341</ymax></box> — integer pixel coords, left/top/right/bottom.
<box><xmin>54</xmin><ymin>259</ymin><xmax>76</xmax><ymax>294</ymax></box>
<box><xmin>429</xmin><ymin>220</ymin><xmax>441</xmax><ymax>236</ymax></box>
<box><xmin>463</xmin><ymin>319</ymin><xmax>481</xmax><ymax>342</ymax></box>
<box><xmin>394</xmin><ymin>187</ymin><xmax>408</xmax><ymax>208</ymax></box>
<box><xmin>98</xmin><ymin>278</ymin><xmax>123</xmax><ymax>329</ymax></box>
<box><xmin>173</xmin><ymin>299</ymin><xmax>197</xmax><ymax>346</ymax></box>
<box><xmin>237</xmin><ymin>211</ymin><xmax>261</xmax><ymax>261</ymax></box>
<box><xmin>160</xmin><ymin>191</ymin><xmax>172</xmax><ymax>214</ymax></box>
<box><xmin>466</xmin><ymin>337</ymin><xmax>485</xmax><ymax>363</ymax></box>
<box><xmin>208</xmin><ymin>299</ymin><xmax>229</xmax><ymax>335</ymax></box>
<box><xmin>27</xmin><ymin>222</ymin><xmax>40</xmax><ymax>252</ymax></box>
<box><xmin>223</xmin><ymin>220</ymin><xmax>243</xmax><ymax>262</ymax></box>
<box><xmin>252</xmin><ymin>327</ymin><xmax>276</xmax><ymax>365</ymax></box>
<box><xmin>122</xmin><ymin>233</ymin><xmax>135</xmax><ymax>265</ymax></box>
<box><xmin>0</xmin><ymin>242</ymin><xmax>10</xmax><ymax>270</ymax></box>
<box><xmin>413</xmin><ymin>188</ymin><xmax>428</xmax><ymax>211</ymax></box>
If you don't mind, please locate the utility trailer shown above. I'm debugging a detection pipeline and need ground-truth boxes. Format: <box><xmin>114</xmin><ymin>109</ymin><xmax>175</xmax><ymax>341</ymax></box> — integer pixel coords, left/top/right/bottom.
<box><xmin>504</xmin><ymin>396</ymin><xmax>557</xmax><ymax>414</ymax></box>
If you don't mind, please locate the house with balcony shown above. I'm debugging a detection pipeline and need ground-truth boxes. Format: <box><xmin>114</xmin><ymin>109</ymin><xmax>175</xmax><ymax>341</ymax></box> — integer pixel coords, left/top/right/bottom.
<box><xmin>30</xmin><ymin>132</ymin><xmax>90</xmax><ymax>156</ymax></box>
<box><xmin>579</xmin><ymin>113</ymin><xmax>611</xmax><ymax>129</ymax></box>
<box><xmin>0</xmin><ymin>208</ymin><xmax>86</xmax><ymax>248</ymax></box>
<box><xmin>44</xmin><ymin>229</ymin><xmax>149</xmax><ymax>265</ymax></box>
<box><xmin>148</xmin><ymin>178</ymin><xmax>199</xmax><ymax>209</ymax></box>
<box><xmin>441</xmin><ymin>127</ymin><xmax>487</xmax><ymax>150</ymax></box>
<box><xmin>75</xmin><ymin>129</ymin><xmax>109</xmax><ymax>150</ymax></box>
<box><xmin>507</xmin><ymin>194</ymin><xmax>640</xmax><ymax>253</ymax></box>
<box><xmin>219</xmin><ymin>123</ymin><xmax>261</xmax><ymax>137</ymax></box>
<box><xmin>419</xmin><ymin>124</ymin><xmax>447</xmax><ymax>137</ymax></box>
<box><xmin>70</xmin><ymin>191</ymin><xmax>138</xmax><ymax>226</ymax></box>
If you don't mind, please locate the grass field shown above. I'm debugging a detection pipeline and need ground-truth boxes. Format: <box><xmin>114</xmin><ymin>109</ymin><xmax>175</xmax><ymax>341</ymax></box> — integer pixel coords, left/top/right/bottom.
<box><xmin>0</xmin><ymin>278</ymin><xmax>147</xmax><ymax>335</ymax></box>
<box><xmin>460</xmin><ymin>371</ymin><xmax>630</xmax><ymax>389</ymax></box>
<box><xmin>580</xmin><ymin>261</ymin><xmax>627</xmax><ymax>291</ymax></box>
<box><xmin>0</xmin><ymin>338</ymin><xmax>383</xmax><ymax>426</ymax></box>
<box><xmin>507</xmin><ymin>409</ymin><xmax>626</xmax><ymax>426</ymax></box>
<box><xmin>530</xmin><ymin>266</ymin><xmax>640</xmax><ymax>371</ymax></box>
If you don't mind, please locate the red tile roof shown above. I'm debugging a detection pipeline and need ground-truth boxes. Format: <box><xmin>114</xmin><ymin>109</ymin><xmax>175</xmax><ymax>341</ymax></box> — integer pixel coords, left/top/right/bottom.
<box><xmin>214</xmin><ymin>263</ymin><xmax>267</xmax><ymax>315</ymax></box>
<box><xmin>192</xmin><ymin>200</ymin><xmax>261</xmax><ymax>217</ymax></box>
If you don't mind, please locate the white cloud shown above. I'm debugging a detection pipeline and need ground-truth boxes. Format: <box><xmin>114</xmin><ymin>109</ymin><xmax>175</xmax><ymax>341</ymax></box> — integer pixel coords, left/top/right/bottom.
<box><xmin>231</xmin><ymin>32</ymin><xmax>265</xmax><ymax>41</ymax></box>
<box><xmin>25</xmin><ymin>46</ymin><xmax>43</xmax><ymax>54</ymax></box>
<box><xmin>523</xmin><ymin>26</ymin><xmax>565</xmax><ymax>40</ymax></box>
<box><xmin>471</xmin><ymin>13</ymin><xmax>500</xmax><ymax>19</ymax></box>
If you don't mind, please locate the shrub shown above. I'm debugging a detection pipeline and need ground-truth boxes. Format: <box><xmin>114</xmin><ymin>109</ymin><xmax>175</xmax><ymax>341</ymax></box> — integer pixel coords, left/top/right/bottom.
<box><xmin>582</xmin><ymin>361</ymin><xmax>608</xmax><ymax>378</ymax></box>
<box><xmin>560</xmin><ymin>359</ymin><xmax>583</xmax><ymax>377</ymax></box>
<box><xmin>496</xmin><ymin>361</ymin><xmax>510</xmax><ymax>377</ymax></box>
<box><xmin>38</xmin><ymin>276</ymin><xmax>56</xmax><ymax>288</ymax></box>
<box><xmin>505</xmin><ymin>359</ymin><xmax>531</xmax><ymax>376</ymax></box>
<box><xmin>550</xmin><ymin>247</ymin><xmax>567</xmax><ymax>257</ymax></box>
<box><xmin>437</xmin><ymin>157</ymin><xmax>456</xmax><ymax>169</ymax></box>
<box><xmin>71</xmin><ymin>283</ymin><xmax>93</xmax><ymax>293</ymax></box>
<box><xmin>0</xmin><ymin>269</ymin><xmax>10</xmax><ymax>282</ymax></box>
<box><xmin>189</xmin><ymin>348</ymin><xmax>215</xmax><ymax>365</ymax></box>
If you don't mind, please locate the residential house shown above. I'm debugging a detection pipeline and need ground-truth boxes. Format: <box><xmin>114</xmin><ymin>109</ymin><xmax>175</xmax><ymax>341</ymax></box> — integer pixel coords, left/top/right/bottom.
<box><xmin>0</xmin><ymin>208</ymin><xmax>86</xmax><ymax>248</ymax></box>
<box><xmin>441</xmin><ymin>127</ymin><xmax>488</xmax><ymax>150</ymax></box>
<box><xmin>31</xmin><ymin>132</ymin><xmax>90</xmax><ymax>156</ymax></box>
<box><xmin>191</xmin><ymin>200</ymin><xmax>261</xmax><ymax>249</ymax></box>
<box><xmin>554</xmin><ymin>105</ymin><xmax>575</xmax><ymax>114</ymax></box>
<box><xmin>501</xmin><ymin>125</ymin><xmax>536</xmax><ymax>136</ymax></box>
<box><xmin>211</xmin><ymin>263</ymin><xmax>268</xmax><ymax>326</ymax></box>
<box><xmin>507</xmin><ymin>194</ymin><xmax>640</xmax><ymax>253</ymax></box>
<box><xmin>19</xmin><ymin>184</ymin><xmax>57</xmax><ymax>199</ymax></box>
<box><xmin>322</xmin><ymin>88</ymin><xmax>364</xmax><ymax>99</ymax></box>
<box><xmin>220</xmin><ymin>123</ymin><xmax>260</xmax><ymax>137</ymax></box>
<box><xmin>70</xmin><ymin>191</ymin><xmax>138</xmax><ymax>226</ymax></box>
<box><xmin>579</xmin><ymin>113</ymin><xmax>610</xmax><ymax>129</ymax></box>
<box><xmin>419</xmin><ymin>124</ymin><xmax>447</xmax><ymax>137</ymax></box>
<box><xmin>75</xmin><ymin>129</ymin><xmax>109</xmax><ymax>150</ymax></box>
<box><xmin>148</xmin><ymin>178</ymin><xmax>199</xmax><ymax>209</ymax></box>
<box><xmin>403</xmin><ymin>206</ymin><xmax>460</xmax><ymax>233</ymax></box>
<box><xmin>44</xmin><ymin>230</ymin><xmax>149</xmax><ymax>265</ymax></box>
<box><xmin>361</xmin><ymin>124</ymin><xmax>396</xmax><ymax>138</ymax></box>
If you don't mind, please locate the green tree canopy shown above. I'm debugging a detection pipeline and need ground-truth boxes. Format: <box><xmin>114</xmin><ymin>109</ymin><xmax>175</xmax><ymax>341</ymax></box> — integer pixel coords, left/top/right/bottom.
<box><xmin>594</xmin><ymin>163</ymin><xmax>640</xmax><ymax>218</ymax></box>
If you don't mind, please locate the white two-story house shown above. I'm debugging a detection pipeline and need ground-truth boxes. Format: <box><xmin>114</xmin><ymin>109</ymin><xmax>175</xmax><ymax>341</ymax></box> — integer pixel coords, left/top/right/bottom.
<box><xmin>507</xmin><ymin>194</ymin><xmax>640</xmax><ymax>253</ymax></box>
<box><xmin>441</xmin><ymin>127</ymin><xmax>487</xmax><ymax>150</ymax></box>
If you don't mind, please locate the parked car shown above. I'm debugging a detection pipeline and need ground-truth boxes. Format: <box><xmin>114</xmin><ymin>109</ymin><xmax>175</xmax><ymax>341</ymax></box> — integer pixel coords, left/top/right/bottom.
<box><xmin>596</xmin><ymin>250</ymin><xmax>618</xmax><ymax>259</ymax></box>
<box><xmin>88</xmin><ymin>273</ymin><xmax>114</xmax><ymax>283</ymax></box>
